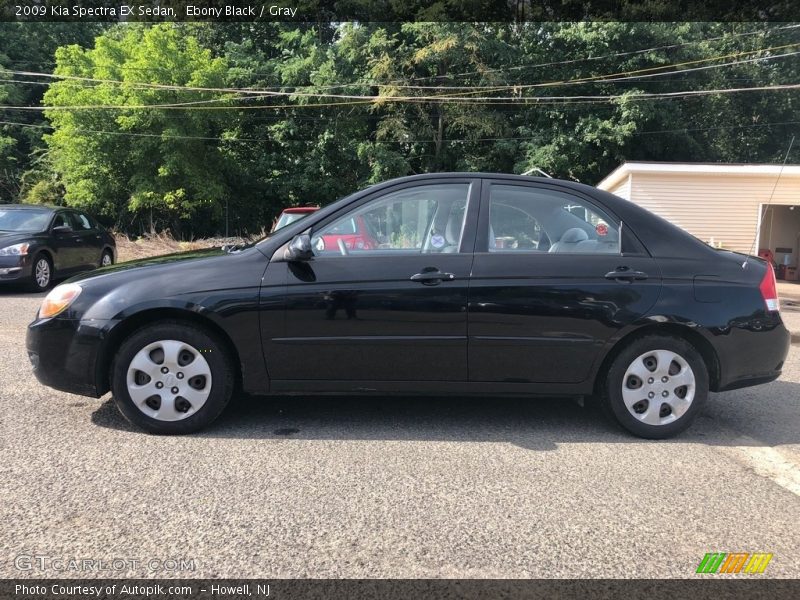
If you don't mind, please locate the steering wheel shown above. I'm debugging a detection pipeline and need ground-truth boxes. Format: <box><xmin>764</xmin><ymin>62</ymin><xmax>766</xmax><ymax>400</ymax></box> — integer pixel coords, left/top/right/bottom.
<box><xmin>337</xmin><ymin>238</ymin><xmax>350</xmax><ymax>256</ymax></box>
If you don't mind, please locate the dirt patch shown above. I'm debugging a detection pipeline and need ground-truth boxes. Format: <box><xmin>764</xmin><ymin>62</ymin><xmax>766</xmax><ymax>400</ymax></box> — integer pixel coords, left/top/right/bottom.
<box><xmin>114</xmin><ymin>231</ymin><xmax>260</xmax><ymax>263</ymax></box>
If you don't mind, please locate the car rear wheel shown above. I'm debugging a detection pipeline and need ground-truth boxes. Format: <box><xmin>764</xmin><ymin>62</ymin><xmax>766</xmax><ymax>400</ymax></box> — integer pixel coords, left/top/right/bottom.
<box><xmin>28</xmin><ymin>253</ymin><xmax>52</xmax><ymax>292</ymax></box>
<box><xmin>111</xmin><ymin>321</ymin><xmax>234</xmax><ymax>434</ymax></box>
<box><xmin>601</xmin><ymin>335</ymin><xmax>708</xmax><ymax>439</ymax></box>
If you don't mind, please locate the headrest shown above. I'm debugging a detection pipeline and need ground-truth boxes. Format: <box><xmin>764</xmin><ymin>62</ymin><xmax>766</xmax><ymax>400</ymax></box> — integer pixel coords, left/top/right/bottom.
<box><xmin>560</xmin><ymin>227</ymin><xmax>589</xmax><ymax>244</ymax></box>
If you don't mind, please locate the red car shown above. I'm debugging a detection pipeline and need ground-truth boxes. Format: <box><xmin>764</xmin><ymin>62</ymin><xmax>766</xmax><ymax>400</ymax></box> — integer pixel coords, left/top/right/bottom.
<box><xmin>271</xmin><ymin>206</ymin><xmax>319</xmax><ymax>232</ymax></box>
<box><xmin>316</xmin><ymin>214</ymin><xmax>381</xmax><ymax>252</ymax></box>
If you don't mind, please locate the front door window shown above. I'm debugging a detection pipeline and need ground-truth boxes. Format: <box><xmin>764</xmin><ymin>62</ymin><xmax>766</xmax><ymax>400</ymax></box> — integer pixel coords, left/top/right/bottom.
<box><xmin>312</xmin><ymin>184</ymin><xmax>470</xmax><ymax>256</ymax></box>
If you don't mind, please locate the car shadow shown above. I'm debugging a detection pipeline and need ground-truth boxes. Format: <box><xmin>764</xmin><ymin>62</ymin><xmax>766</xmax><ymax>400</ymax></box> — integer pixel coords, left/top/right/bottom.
<box><xmin>90</xmin><ymin>379</ymin><xmax>800</xmax><ymax>451</ymax></box>
<box><xmin>0</xmin><ymin>279</ymin><xmax>74</xmax><ymax>297</ymax></box>
<box><xmin>0</xmin><ymin>285</ymin><xmax>48</xmax><ymax>297</ymax></box>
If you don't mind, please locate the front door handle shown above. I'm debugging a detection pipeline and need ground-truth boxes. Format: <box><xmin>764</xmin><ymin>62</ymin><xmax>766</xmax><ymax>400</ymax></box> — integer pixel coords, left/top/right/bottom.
<box><xmin>605</xmin><ymin>267</ymin><xmax>648</xmax><ymax>282</ymax></box>
<box><xmin>410</xmin><ymin>268</ymin><xmax>456</xmax><ymax>285</ymax></box>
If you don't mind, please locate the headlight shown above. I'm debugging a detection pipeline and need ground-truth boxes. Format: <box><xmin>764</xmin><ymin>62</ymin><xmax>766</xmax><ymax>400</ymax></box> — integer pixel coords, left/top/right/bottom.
<box><xmin>0</xmin><ymin>242</ymin><xmax>30</xmax><ymax>256</ymax></box>
<box><xmin>39</xmin><ymin>283</ymin><xmax>82</xmax><ymax>319</ymax></box>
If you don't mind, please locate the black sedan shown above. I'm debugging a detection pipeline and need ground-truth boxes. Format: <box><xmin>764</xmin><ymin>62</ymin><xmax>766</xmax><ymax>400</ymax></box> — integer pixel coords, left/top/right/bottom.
<box><xmin>0</xmin><ymin>204</ymin><xmax>116</xmax><ymax>291</ymax></box>
<box><xmin>26</xmin><ymin>174</ymin><xmax>789</xmax><ymax>438</ymax></box>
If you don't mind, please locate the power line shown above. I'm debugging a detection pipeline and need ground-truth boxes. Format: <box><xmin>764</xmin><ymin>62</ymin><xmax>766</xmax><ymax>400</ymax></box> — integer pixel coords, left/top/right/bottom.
<box><xmin>1</xmin><ymin>117</ymin><xmax>797</xmax><ymax>144</ymax></box>
<box><xmin>2</xmin><ymin>82</ymin><xmax>797</xmax><ymax>112</ymax></box>
<box><xmin>4</xmin><ymin>41</ymin><xmax>797</xmax><ymax>102</ymax></box>
<box><xmin>385</xmin><ymin>23</ymin><xmax>800</xmax><ymax>83</ymax></box>
<box><xmin>3</xmin><ymin>23</ymin><xmax>797</xmax><ymax>87</ymax></box>
<box><xmin>434</xmin><ymin>43</ymin><xmax>800</xmax><ymax>100</ymax></box>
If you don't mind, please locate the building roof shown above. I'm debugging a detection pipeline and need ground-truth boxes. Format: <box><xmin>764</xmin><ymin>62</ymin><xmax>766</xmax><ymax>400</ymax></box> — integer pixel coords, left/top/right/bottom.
<box><xmin>597</xmin><ymin>161</ymin><xmax>800</xmax><ymax>191</ymax></box>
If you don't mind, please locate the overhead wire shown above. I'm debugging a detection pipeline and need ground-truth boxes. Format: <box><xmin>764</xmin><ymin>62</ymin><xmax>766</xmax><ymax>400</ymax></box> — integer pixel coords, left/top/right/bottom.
<box><xmin>2</xmin><ymin>81</ymin><xmax>798</xmax><ymax>112</ymax></box>
<box><xmin>1</xmin><ymin>41</ymin><xmax>798</xmax><ymax>104</ymax></box>
<box><xmin>1</xmin><ymin>117</ymin><xmax>797</xmax><ymax>144</ymax></box>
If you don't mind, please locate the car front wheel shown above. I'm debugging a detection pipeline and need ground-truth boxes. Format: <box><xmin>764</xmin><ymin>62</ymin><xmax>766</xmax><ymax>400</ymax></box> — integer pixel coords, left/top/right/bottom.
<box><xmin>602</xmin><ymin>335</ymin><xmax>708</xmax><ymax>439</ymax></box>
<box><xmin>28</xmin><ymin>253</ymin><xmax>53</xmax><ymax>292</ymax></box>
<box><xmin>111</xmin><ymin>321</ymin><xmax>234</xmax><ymax>434</ymax></box>
<box><xmin>100</xmin><ymin>249</ymin><xmax>113</xmax><ymax>267</ymax></box>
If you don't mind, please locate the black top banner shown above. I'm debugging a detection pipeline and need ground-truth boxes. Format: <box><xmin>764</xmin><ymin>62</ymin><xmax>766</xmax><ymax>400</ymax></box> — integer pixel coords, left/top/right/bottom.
<box><xmin>1</xmin><ymin>0</ymin><xmax>800</xmax><ymax>22</ymax></box>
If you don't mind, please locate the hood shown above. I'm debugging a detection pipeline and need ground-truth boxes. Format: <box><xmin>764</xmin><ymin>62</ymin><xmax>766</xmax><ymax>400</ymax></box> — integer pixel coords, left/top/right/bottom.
<box><xmin>61</xmin><ymin>244</ymin><xmax>268</xmax><ymax>304</ymax></box>
<box><xmin>67</xmin><ymin>247</ymin><xmax>229</xmax><ymax>284</ymax></box>
<box><xmin>0</xmin><ymin>231</ymin><xmax>38</xmax><ymax>246</ymax></box>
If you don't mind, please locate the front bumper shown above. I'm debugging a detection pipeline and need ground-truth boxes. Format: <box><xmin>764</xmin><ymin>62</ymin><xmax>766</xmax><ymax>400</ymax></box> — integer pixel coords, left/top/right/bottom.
<box><xmin>26</xmin><ymin>315</ymin><xmax>109</xmax><ymax>397</ymax></box>
<box><xmin>0</xmin><ymin>255</ymin><xmax>31</xmax><ymax>282</ymax></box>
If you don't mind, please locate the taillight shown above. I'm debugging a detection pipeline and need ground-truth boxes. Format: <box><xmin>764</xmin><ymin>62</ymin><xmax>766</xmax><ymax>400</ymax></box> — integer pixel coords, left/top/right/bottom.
<box><xmin>759</xmin><ymin>263</ymin><xmax>780</xmax><ymax>312</ymax></box>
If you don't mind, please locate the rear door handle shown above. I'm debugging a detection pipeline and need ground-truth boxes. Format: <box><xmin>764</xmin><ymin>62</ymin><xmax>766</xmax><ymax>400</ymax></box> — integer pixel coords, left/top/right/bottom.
<box><xmin>410</xmin><ymin>269</ymin><xmax>456</xmax><ymax>285</ymax></box>
<box><xmin>605</xmin><ymin>267</ymin><xmax>648</xmax><ymax>282</ymax></box>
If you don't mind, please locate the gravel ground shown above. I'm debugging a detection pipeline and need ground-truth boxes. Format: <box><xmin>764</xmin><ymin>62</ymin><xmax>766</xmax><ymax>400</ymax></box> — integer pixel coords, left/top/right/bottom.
<box><xmin>0</xmin><ymin>290</ymin><xmax>798</xmax><ymax>579</ymax></box>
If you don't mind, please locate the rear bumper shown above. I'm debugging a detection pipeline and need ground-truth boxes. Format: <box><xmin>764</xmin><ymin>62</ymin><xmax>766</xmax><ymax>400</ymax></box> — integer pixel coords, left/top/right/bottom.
<box><xmin>26</xmin><ymin>315</ymin><xmax>108</xmax><ymax>397</ymax></box>
<box><xmin>712</xmin><ymin>314</ymin><xmax>790</xmax><ymax>392</ymax></box>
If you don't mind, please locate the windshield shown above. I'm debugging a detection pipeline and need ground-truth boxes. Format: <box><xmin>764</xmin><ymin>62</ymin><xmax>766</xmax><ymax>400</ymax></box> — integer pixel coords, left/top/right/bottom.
<box><xmin>0</xmin><ymin>208</ymin><xmax>52</xmax><ymax>233</ymax></box>
<box><xmin>273</xmin><ymin>211</ymin><xmax>312</xmax><ymax>231</ymax></box>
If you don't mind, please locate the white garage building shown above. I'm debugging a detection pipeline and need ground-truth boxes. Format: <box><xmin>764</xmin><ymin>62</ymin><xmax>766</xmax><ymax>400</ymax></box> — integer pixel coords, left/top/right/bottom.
<box><xmin>597</xmin><ymin>162</ymin><xmax>800</xmax><ymax>272</ymax></box>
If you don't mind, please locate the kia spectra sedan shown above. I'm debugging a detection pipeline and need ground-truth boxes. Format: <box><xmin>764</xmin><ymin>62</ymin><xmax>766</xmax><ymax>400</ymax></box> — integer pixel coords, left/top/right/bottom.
<box><xmin>26</xmin><ymin>173</ymin><xmax>789</xmax><ymax>438</ymax></box>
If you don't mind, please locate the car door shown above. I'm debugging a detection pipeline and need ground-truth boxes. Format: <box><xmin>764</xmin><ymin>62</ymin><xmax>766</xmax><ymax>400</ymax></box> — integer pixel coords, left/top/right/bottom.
<box><xmin>468</xmin><ymin>180</ymin><xmax>662</xmax><ymax>384</ymax></box>
<box><xmin>48</xmin><ymin>211</ymin><xmax>83</xmax><ymax>273</ymax></box>
<box><xmin>67</xmin><ymin>210</ymin><xmax>103</xmax><ymax>269</ymax></box>
<box><xmin>262</xmin><ymin>179</ymin><xmax>480</xmax><ymax>383</ymax></box>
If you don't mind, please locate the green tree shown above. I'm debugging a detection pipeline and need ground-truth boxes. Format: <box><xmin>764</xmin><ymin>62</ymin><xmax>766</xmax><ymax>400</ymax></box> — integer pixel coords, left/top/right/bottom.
<box><xmin>43</xmin><ymin>24</ymin><xmax>235</xmax><ymax>235</ymax></box>
<box><xmin>24</xmin><ymin>20</ymin><xmax>800</xmax><ymax>234</ymax></box>
<box><xmin>0</xmin><ymin>23</ymin><xmax>104</xmax><ymax>203</ymax></box>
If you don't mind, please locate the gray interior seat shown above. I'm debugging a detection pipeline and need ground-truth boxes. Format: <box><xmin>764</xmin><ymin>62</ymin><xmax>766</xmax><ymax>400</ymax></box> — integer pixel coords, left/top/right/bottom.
<box><xmin>441</xmin><ymin>210</ymin><xmax>462</xmax><ymax>253</ymax></box>
<box><xmin>549</xmin><ymin>227</ymin><xmax>588</xmax><ymax>253</ymax></box>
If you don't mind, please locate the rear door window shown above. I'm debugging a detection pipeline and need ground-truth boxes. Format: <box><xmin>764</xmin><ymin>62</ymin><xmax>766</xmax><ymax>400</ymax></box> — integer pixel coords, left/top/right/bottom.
<box><xmin>487</xmin><ymin>184</ymin><xmax>620</xmax><ymax>254</ymax></box>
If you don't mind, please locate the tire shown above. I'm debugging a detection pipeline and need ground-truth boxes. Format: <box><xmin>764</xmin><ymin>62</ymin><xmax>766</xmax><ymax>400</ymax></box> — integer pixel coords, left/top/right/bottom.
<box><xmin>100</xmin><ymin>249</ymin><xmax>114</xmax><ymax>268</ymax></box>
<box><xmin>601</xmin><ymin>335</ymin><xmax>708</xmax><ymax>439</ymax></box>
<box><xmin>111</xmin><ymin>320</ymin><xmax>234</xmax><ymax>434</ymax></box>
<box><xmin>27</xmin><ymin>253</ymin><xmax>53</xmax><ymax>292</ymax></box>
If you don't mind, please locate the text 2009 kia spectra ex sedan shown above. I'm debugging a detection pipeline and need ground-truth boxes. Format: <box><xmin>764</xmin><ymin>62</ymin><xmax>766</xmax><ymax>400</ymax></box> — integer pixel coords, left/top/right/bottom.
<box><xmin>26</xmin><ymin>173</ymin><xmax>789</xmax><ymax>438</ymax></box>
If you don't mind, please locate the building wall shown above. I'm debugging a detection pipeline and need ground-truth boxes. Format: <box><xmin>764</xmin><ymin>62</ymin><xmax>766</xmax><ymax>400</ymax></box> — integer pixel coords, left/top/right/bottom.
<box><xmin>759</xmin><ymin>205</ymin><xmax>800</xmax><ymax>267</ymax></box>
<box><xmin>627</xmin><ymin>172</ymin><xmax>800</xmax><ymax>254</ymax></box>
<box><xmin>606</xmin><ymin>175</ymin><xmax>631</xmax><ymax>200</ymax></box>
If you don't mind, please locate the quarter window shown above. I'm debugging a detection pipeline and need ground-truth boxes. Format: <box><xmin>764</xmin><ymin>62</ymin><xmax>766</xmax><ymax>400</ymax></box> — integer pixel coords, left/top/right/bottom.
<box><xmin>312</xmin><ymin>184</ymin><xmax>470</xmax><ymax>256</ymax></box>
<box><xmin>488</xmin><ymin>185</ymin><xmax>619</xmax><ymax>254</ymax></box>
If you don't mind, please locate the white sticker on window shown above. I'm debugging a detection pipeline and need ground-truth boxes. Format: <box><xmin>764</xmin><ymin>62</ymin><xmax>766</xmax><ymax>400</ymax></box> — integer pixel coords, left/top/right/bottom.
<box><xmin>431</xmin><ymin>234</ymin><xmax>446</xmax><ymax>248</ymax></box>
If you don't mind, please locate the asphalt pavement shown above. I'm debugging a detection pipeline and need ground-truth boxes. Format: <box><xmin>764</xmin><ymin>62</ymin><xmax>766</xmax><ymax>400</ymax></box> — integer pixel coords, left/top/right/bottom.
<box><xmin>0</xmin><ymin>290</ymin><xmax>798</xmax><ymax>578</ymax></box>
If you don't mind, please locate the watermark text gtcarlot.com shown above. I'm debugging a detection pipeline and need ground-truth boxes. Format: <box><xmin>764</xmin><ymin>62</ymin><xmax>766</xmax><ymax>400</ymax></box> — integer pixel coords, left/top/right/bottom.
<box><xmin>14</xmin><ymin>554</ymin><xmax>197</xmax><ymax>573</ymax></box>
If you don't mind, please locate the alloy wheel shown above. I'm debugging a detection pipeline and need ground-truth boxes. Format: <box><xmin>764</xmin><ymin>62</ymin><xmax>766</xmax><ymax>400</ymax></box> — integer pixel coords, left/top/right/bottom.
<box><xmin>126</xmin><ymin>339</ymin><xmax>212</xmax><ymax>421</ymax></box>
<box><xmin>621</xmin><ymin>349</ymin><xmax>696</xmax><ymax>426</ymax></box>
<box><xmin>35</xmin><ymin>258</ymin><xmax>50</xmax><ymax>289</ymax></box>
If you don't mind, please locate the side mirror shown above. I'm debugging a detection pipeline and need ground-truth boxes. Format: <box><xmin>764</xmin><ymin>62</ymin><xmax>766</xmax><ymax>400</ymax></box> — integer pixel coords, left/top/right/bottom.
<box><xmin>52</xmin><ymin>225</ymin><xmax>73</xmax><ymax>235</ymax></box>
<box><xmin>284</xmin><ymin>234</ymin><xmax>313</xmax><ymax>261</ymax></box>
